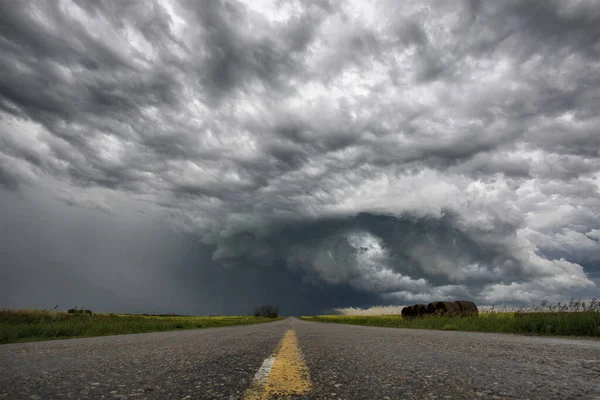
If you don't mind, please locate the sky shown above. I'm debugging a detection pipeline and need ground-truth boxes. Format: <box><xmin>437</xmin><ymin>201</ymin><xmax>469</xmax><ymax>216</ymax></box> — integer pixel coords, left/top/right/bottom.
<box><xmin>1</xmin><ymin>0</ymin><xmax>599</xmax><ymax>315</ymax></box>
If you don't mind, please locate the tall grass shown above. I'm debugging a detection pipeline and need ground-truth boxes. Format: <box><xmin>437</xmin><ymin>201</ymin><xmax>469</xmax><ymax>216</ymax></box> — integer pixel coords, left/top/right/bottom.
<box><xmin>301</xmin><ymin>299</ymin><xmax>600</xmax><ymax>337</ymax></box>
<box><xmin>0</xmin><ymin>309</ymin><xmax>282</xmax><ymax>344</ymax></box>
<box><xmin>484</xmin><ymin>298</ymin><xmax>600</xmax><ymax>314</ymax></box>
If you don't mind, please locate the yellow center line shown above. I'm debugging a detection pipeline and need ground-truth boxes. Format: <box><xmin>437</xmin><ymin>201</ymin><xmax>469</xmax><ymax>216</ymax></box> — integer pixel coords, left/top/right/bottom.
<box><xmin>244</xmin><ymin>329</ymin><xmax>312</xmax><ymax>399</ymax></box>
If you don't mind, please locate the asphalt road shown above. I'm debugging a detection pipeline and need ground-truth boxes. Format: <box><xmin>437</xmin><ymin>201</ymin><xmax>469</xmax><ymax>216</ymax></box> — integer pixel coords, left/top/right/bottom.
<box><xmin>1</xmin><ymin>318</ymin><xmax>599</xmax><ymax>399</ymax></box>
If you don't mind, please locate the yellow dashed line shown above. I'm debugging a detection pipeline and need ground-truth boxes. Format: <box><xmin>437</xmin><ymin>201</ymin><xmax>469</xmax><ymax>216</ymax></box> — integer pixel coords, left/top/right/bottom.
<box><xmin>244</xmin><ymin>330</ymin><xmax>312</xmax><ymax>399</ymax></box>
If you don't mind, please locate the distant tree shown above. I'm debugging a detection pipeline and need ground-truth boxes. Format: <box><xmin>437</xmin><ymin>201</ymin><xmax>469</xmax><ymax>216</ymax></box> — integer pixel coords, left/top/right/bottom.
<box><xmin>252</xmin><ymin>305</ymin><xmax>279</xmax><ymax>318</ymax></box>
<box><xmin>67</xmin><ymin>306</ymin><xmax>93</xmax><ymax>315</ymax></box>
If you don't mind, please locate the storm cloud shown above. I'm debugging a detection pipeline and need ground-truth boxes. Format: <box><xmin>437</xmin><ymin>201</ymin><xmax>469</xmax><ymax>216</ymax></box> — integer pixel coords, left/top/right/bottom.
<box><xmin>1</xmin><ymin>0</ymin><xmax>599</xmax><ymax>313</ymax></box>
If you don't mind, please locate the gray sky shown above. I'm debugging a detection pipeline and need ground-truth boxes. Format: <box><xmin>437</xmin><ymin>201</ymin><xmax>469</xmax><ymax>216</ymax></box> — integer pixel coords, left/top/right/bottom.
<box><xmin>1</xmin><ymin>0</ymin><xmax>599</xmax><ymax>315</ymax></box>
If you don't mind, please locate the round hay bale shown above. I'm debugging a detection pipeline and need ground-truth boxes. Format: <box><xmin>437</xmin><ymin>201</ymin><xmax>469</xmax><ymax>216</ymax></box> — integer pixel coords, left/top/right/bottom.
<box><xmin>421</xmin><ymin>303</ymin><xmax>434</xmax><ymax>316</ymax></box>
<box><xmin>413</xmin><ymin>304</ymin><xmax>429</xmax><ymax>317</ymax></box>
<box><xmin>444</xmin><ymin>301</ymin><xmax>461</xmax><ymax>316</ymax></box>
<box><xmin>434</xmin><ymin>301</ymin><xmax>461</xmax><ymax>316</ymax></box>
<box><xmin>455</xmin><ymin>300</ymin><xmax>478</xmax><ymax>316</ymax></box>
<box><xmin>428</xmin><ymin>301</ymin><xmax>445</xmax><ymax>315</ymax></box>
<box><xmin>411</xmin><ymin>304</ymin><xmax>420</xmax><ymax>317</ymax></box>
<box><xmin>427</xmin><ymin>302</ymin><xmax>438</xmax><ymax>314</ymax></box>
<box><xmin>401</xmin><ymin>306</ymin><xmax>414</xmax><ymax>319</ymax></box>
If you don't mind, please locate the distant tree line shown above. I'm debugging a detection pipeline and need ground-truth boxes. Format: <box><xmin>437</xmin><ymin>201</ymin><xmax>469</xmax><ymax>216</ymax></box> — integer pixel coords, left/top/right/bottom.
<box><xmin>252</xmin><ymin>305</ymin><xmax>279</xmax><ymax>318</ymax></box>
<box><xmin>67</xmin><ymin>306</ymin><xmax>93</xmax><ymax>315</ymax></box>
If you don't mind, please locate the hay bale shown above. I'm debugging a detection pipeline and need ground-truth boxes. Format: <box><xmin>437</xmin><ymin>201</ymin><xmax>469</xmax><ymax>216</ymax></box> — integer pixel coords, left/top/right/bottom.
<box><xmin>413</xmin><ymin>304</ymin><xmax>429</xmax><ymax>317</ymax></box>
<box><xmin>410</xmin><ymin>304</ymin><xmax>420</xmax><ymax>317</ymax></box>
<box><xmin>429</xmin><ymin>301</ymin><xmax>446</xmax><ymax>315</ymax></box>
<box><xmin>444</xmin><ymin>302</ymin><xmax>461</xmax><ymax>316</ymax></box>
<box><xmin>433</xmin><ymin>301</ymin><xmax>461</xmax><ymax>316</ymax></box>
<box><xmin>427</xmin><ymin>302</ymin><xmax>438</xmax><ymax>314</ymax></box>
<box><xmin>455</xmin><ymin>300</ymin><xmax>478</xmax><ymax>316</ymax></box>
<box><xmin>401</xmin><ymin>306</ymin><xmax>414</xmax><ymax>319</ymax></box>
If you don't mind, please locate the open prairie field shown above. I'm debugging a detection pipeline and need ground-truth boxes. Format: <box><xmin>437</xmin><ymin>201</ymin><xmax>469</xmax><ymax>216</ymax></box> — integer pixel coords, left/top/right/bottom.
<box><xmin>0</xmin><ymin>309</ymin><xmax>282</xmax><ymax>344</ymax></box>
<box><xmin>301</xmin><ymin>300</ymin><xmax>600</xmax><ymax>337</ymax></box>
<box><xmin>301</xmin><ymin>312</ymin><xmax>600</xmax><ymax>337</ymax></box>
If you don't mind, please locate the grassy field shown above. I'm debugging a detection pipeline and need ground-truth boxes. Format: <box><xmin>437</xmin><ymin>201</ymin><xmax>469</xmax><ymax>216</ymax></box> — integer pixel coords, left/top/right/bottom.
<box><xmin>301</xmin><ymin>301</ymin><xmax>600</xmax><ymax>337</ymax></box>
<box><xmin>0</xmin><ymin>309</ymin><xmax>283</xmax><ymax>344</ymax></box>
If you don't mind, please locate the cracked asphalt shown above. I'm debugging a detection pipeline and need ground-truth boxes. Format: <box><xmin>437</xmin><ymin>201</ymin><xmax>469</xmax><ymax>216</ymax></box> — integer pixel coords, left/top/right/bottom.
<box><xmin>1</xmin><ymin>318</ymin><xmax>599</xmax><ymax>399</ymax></box>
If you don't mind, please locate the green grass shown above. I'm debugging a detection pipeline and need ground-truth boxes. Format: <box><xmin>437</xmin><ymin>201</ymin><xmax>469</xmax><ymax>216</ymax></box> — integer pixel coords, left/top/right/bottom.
<box><xmin>0</xmin><ymin>309</ymin><xmax>283</xmax><ymax>344</ymax></box>
<box><xmin>300</xmin><ymin>311</ymin><xmax>600</xmax><ymax>337</ymax></box>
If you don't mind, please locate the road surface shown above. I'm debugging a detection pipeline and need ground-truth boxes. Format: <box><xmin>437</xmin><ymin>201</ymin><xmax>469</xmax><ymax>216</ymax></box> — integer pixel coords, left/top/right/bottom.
<box><xmin>1</xmin><ymin>317</ymin><xmax>599</xmax><ymax>399</ymax></box>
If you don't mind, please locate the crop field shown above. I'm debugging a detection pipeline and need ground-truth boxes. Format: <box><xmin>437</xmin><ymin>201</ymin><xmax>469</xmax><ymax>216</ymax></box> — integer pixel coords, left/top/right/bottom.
<box><xmin>301</xmin><ymin>300</ymin><xmax>600</xmax><ymax>337</ymax></box>
<box><xmin>0</xmin><ymin>309</ymin><xmax>283</xmax><ymax>344</ymax></box>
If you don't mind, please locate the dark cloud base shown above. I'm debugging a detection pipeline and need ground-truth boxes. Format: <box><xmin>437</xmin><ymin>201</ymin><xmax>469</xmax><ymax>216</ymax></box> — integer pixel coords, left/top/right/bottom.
<box><xmin>0</xmin><ymin>189</ymin><xmax>381</xmax><ymax>315</ymax></box>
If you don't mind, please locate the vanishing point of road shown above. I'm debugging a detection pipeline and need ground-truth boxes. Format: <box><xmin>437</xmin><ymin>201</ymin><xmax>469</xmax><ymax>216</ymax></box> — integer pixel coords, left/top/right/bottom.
<box><xmin>1</xmin><ymin>318</ymin><xmax>599</xmax><ymax>399</ymax></box>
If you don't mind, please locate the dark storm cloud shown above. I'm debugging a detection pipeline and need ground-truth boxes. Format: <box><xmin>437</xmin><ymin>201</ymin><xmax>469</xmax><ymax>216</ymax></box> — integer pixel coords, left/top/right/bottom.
<box><xmin>1</xmin><ymin>0</ymin><xmax>599</xmax><ymax>312</ymax></box>
<box><xmin>179</xmin><ymin>0</ymin><xmax>288</xmax><ymax>98</ymax></box>
<box><xmin>0</xmin><ymin>188</ymin><xmax>378</xmax><ymax>315</ymax></box>
<box><xmin>215</xmin><ymin>213</ymin><xmax>520</xmax><ymax>284</ymax></box>
<box><xmin>0</xmin><ymin>163</ymin><xmax>20</xmax><ymax>190</ymax></box>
